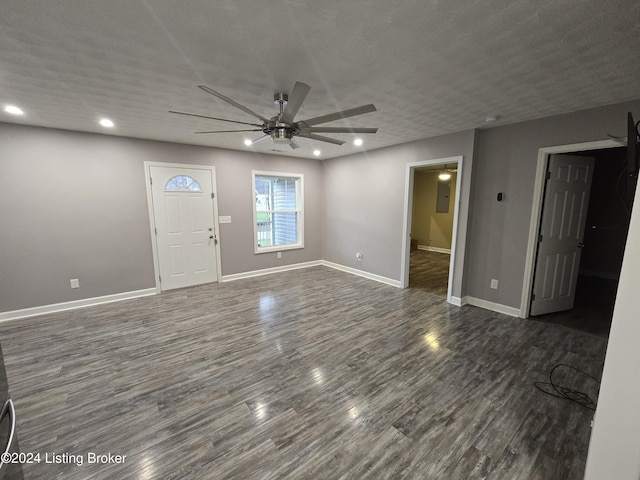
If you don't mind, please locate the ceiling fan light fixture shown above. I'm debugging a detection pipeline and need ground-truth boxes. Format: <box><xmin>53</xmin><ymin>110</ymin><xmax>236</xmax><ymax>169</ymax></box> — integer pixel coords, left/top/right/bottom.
<box><xmin>354</xmin><ymin>138</ymin><xmax>363</xmax><ymax>146</ymax></box>
<box><xmin>99</xmin><ymin>118</ymin><xmax>114</xmax><ymax>128</ymax></box>
<box><xmin>313</xmin><ymin>149</ymin><xmax>321</xmax><ymax>156</ymax></box>
<box><xmin>243</xmin><ymin>138</ymin><xmax>253</xmax><ymax>146</ymax></box>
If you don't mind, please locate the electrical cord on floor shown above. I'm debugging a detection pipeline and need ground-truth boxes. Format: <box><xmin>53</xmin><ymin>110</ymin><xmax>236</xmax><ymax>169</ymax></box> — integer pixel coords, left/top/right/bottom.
<box><xmin>534</xmin><ymin>364</ymin><xmax>600</xmax><ymax>410</ymax></box>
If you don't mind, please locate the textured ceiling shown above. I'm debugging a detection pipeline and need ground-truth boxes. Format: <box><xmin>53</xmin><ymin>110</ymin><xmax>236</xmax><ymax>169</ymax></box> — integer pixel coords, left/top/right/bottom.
<box><xmin>1</xmin><ymin>0</ymin><xmax>639</xmax><ymax>159</ymax></box>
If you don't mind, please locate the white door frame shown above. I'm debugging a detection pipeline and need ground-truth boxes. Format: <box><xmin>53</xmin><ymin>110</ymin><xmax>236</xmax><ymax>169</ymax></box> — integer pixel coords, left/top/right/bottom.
<box><xmin>519</xmin><ymin>139</ymin><xmax>620</xmax><ymax>317</ymax></box>
<box><xmin>401</xmin><ymin>155</ymin><xmax>464</xmax><ymax>304</ymax></box>
<box><xmin>144</xmin><ymin>161</ymin><xmax>222</xmax><ymax>292</ymax></box>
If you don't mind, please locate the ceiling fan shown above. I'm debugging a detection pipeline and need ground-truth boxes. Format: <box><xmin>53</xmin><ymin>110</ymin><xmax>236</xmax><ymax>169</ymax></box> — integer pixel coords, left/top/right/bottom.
<box><xmin>170</xmin><ymin>82</ymin><xmax>378</xmax><ymax>149</ymax></box>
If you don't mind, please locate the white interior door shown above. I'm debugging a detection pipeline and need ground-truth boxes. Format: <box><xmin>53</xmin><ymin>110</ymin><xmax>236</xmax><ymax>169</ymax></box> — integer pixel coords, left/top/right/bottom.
<box><xmin>149</xmin><ymin>165</ymin><xmax>218</xmax><ymax>290</ymax></box>
<box><xmin>530</xmin><ymin>154</ymin><xmax>594</xmax><ymax>316</ymax></box>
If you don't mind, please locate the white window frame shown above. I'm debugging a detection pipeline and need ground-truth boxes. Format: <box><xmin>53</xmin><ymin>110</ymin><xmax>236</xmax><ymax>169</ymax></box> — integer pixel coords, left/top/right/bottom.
<box><xmin>252</xmin><ymin>170</ymin><xmax>304</xmax><ymax>254</ymax></box>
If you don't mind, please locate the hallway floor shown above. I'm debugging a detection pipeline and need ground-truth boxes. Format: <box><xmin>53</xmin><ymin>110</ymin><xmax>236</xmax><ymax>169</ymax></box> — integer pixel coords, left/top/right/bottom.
<box><xmin>409</xmin><ymin>249</ymin><xmax>450</xmax><ymax>298</ymax></box>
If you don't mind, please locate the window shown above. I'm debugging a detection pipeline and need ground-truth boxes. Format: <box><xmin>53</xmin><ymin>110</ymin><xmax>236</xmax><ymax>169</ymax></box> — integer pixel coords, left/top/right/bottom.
<box><xmin>252</xmin><ymin>171</ymin><xmax>304</xmax><ymax>253</ymax></box>
<box><xmin>164</xmin><ymin>175</ymin><xmax>202</xmax><ymax>191</ymax></box>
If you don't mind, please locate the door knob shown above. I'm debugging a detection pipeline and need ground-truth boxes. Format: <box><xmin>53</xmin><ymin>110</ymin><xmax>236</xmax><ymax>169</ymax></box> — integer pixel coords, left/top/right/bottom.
<box><xmin>209</xmin><ymin>235</ymin><xmax>214</xmax><ymax>239</ymax></box>
<box><xmin>577</xmin><ymin>242</ymin><xmax>585</xmax><ymax>248</ymax></box>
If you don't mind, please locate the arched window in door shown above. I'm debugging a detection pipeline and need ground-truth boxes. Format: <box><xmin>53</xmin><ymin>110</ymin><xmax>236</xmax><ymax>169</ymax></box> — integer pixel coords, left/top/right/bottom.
<box><xmin>164</xmin><ymin>175</ymin><xmax>202</xmax><ymax>192</ymax></box>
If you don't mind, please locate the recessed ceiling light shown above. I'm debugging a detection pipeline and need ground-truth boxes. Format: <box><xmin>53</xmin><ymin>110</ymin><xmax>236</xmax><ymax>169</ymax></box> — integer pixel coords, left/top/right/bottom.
<box><xmin>244</xmin><ymin>139</ymin><xmax>253</xmax><ymax>146</ymax></box>
<box><xmin>354</xmin><ymin>138</ymin><xmax>363</xmax><ymax>146</ymax></box>
<box><xmin>4</xmin><ymin>105</ymin><xmax>24</xmax><ymax>115</ymax></box>
<box><xmin>99</xmin><ymin>118</ymin><xmax>114</xmax><ymax>128</ymax></box>
<box><xmin>313</xmin><ymin>149</ymin><xmax>321</xmax><ymax>156</ymax></box>
<box><xmin>485</xmin><ymin>115</ymin><xmax>500</xmax><ymax>124</ymax></box>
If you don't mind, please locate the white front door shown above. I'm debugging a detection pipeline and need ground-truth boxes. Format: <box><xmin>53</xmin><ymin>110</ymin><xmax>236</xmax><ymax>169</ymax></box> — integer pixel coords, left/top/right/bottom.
<box><xmin>149</xmin><ymin>165</ymin><xmax>218</xmax><ymax>290</ymax></box>
<box><xmin>530</xmin><ymin>154</ymin><xmax>594</xmax><ymax>316</ymax></box>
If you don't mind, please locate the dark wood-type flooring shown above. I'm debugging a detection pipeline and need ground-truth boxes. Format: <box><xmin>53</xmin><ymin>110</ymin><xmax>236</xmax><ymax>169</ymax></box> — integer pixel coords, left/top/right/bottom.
<box><xmin>409</xmin><ymin>250</ymin><xmax>614</xmax><ymax>339</ymax></box>
<box><xmin>0</xmin><ymin>266</ymin><xmax>607</xmax><ymax>479</ymax></box>
<box><xmin>409</xmin><ymin>249</ymin><xmax>450</xmax><ymax>297</ymax></box>
<box><xmin>530</xmin><ymin>275</ymin><xmax>616</xmax><ymax>339</ymax></box>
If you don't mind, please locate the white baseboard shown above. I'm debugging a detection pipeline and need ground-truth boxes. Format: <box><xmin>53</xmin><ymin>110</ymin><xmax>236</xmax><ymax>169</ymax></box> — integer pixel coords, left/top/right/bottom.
<box><xmin>3</xmin><ymin>258</ymin><xmax>461</xmax><ymax>322</ymax></box>
<box><xmin>222</xmin><ymin>259</ymin><xmax>401</xmax><ymax>288</ymax></box>
<box><xmin>449</xmin><ymin>295</ymin><xmax>466</xmax><ymax>307</ymax></box>
<box><xmin>320</xmin><ymin>261</ymin><xmax>402</xmax><ymax>288</ymax></box>
<box><xmin>220</xmin><ymin>261</ymin><xmax>323</xmax><ymax>282</ymax></box>
<box><xmin>0</xmin><ymin>288</ymin><xmax>158</xmax><ymax>323</ymax></box>
<box><xmin>417</xmin><ymin>245</ymin><xmax>451</xmax><ymax>254</ymax></box>
<box><xmin>464</xmin><ymin>296</ymin><xmax>521</xmax><ymax>317</ymax></box>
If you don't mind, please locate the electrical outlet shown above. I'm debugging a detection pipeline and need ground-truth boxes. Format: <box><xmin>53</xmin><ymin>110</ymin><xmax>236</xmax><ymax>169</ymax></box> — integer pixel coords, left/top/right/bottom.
<box><xmin>277</xmin><ymin>252</ymin><xmax>282</xmax><ymax>259</ymax></box>
<box><xmin>490</xmin><ymin>279</ymin><xmax>498</xmax><ymax>289</ymax></box>
<box><xmin>70</xmin><ymin>278</ymin><xmax>80</xmax><ymax>289</ymax></box>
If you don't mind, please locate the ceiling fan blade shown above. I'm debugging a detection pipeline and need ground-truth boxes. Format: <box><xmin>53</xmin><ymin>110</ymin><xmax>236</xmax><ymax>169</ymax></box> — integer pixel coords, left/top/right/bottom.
<box><xmin>303</xmin><ymin>127</ymin><xmax>378</xmax><ymax>134</ymax></box>
<box><xmin>194</xmin><ymin>129</ymin><xmax>263</xmax><ymax>134</ymax></box>
<box><xmin>249</xmin><ymin>134</ymin><xmax>270</xmax><ymax>144</ymax></box>
<box><xmin>169</xmin><ymin>110</ymin><xmax>263</xmax><ymax>128</ymax></box>
<box><xmin>298</xmin><ymin>104</ymin><xmax>377</xmax><ymax>127</ymax></box>
<box><xmin>198</xmin><ymin>85</ymin><xmax>271</xmax><ymax>123</ymax></box>
<box><xmin>289</xmin><ymin>138</ymin><xmax>301</xmax><ymax>150</ymax></box>
<box><xmin>297</xmin><ymin>132</ymin><xmax>345</xmax><ymax>146</ymax></box>
<box><xmin>283</xmin><ymin>82</ymin><xmax>311</xmax><ymax>121</ymax></box>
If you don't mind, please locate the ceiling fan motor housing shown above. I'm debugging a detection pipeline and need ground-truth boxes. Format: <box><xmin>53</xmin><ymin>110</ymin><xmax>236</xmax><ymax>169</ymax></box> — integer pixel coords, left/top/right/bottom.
<box><xmin>271</xmin><ymin>127</ymin><xmax>293</xmax><ymax>144</ymax></box>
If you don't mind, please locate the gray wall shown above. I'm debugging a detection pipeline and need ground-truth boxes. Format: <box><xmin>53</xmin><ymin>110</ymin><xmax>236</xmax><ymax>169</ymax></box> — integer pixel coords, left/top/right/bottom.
<box><xmin>0</xmin><ymin>123</ymin><xmax>323</xmax><ymax>312</ymax></box>
<box><xmin>322</xmin><ymin>129</ymin><xmax>476</xmax><ymax>298</ymax></box>
<box><xmin>467</xmin><ymin>99</ymin><xmax>640</xmax><ymax>309</ymax></box>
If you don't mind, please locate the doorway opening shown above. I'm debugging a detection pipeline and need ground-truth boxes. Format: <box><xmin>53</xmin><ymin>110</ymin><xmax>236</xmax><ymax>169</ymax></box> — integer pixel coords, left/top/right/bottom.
<box><xmin>408</xmin><ymin>165</ymin><xmax>458</xmax><ymax>297</ymax></box>
<box><xmin>523</xmin><ymin>142</ymin><xmax>633</xmax><ymax>338</ymax></box>
<box><xmin>401</xmin><ymin>155</ymin><xmax>464</xmax><ymax>303</ymax></box>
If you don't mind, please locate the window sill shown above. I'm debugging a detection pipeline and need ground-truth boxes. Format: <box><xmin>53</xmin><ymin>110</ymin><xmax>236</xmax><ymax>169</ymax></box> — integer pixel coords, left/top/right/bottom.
<box><xmin>255</xmin><ymin>244</ymin><xmax>304</xmax><ymax>254</ymax></box>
